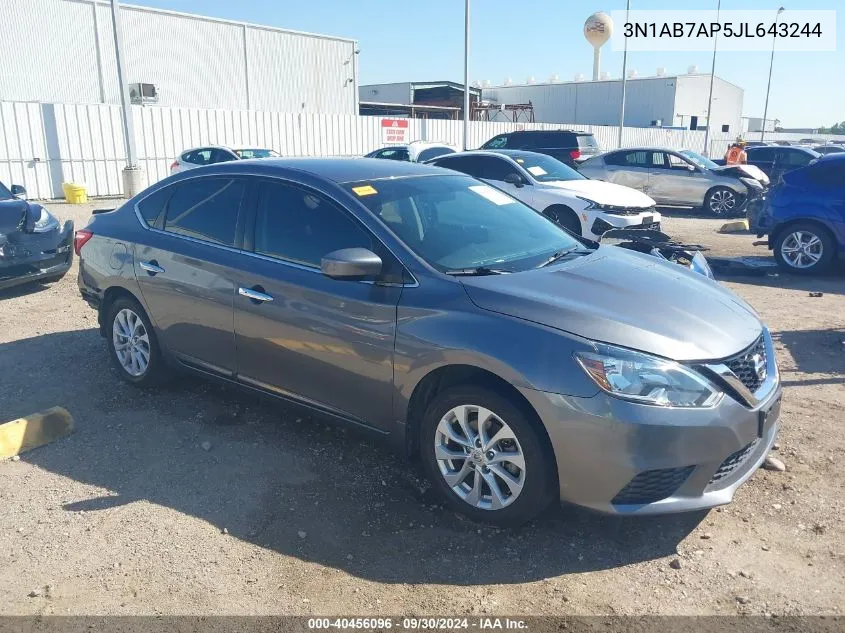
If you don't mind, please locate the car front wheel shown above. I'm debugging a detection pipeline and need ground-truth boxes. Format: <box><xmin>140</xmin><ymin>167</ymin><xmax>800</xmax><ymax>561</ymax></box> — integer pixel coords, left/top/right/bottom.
<box><xmin>773</xmin><ymin>223</ymin><xmax>836</xmax><ymax>274</ymax></box>
<box><xmin>704</xmin><ymin>186</ymin><xmax>741</xmax><ymax>216</ymax></box>
<box><xmin>420</xmin><ymin>386</ymin><xmax>555</xmax><ymax>526</ymax></box>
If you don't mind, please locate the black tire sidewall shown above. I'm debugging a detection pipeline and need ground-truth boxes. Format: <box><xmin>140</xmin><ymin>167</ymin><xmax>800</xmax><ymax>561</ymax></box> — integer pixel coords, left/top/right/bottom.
<box><xmin>419</xmin><ymin>386</ymin><xmax>556</xmax><ymax>526</ymax></box>
<box><xmin>106</xmin><ymin>297</ymin><xmax>163</xmax><ymax>386</ymax></box>
<box><xmin>773</xmin><ymin>223</ymin><xmax>836</xmax><ymax>275</ymax></box>
<box><xmin>705</xmin><ymin>187</ymin><xmax>739</xmax><ymax>217</ymax></box>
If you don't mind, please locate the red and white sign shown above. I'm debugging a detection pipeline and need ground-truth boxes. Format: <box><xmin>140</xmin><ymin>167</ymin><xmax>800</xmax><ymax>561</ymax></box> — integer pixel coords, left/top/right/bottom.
<box><xmin>381</xmin><ymin>118</ymin><xmax>409</xmax><ymax>144</ymax></box>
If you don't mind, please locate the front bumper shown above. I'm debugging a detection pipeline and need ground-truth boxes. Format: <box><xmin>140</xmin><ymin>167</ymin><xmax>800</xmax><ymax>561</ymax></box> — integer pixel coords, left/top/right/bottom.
<box><xmin>0</xmin><ymin>220</ymin><xmax>74</xmax><ymax>291</ymax></box>
<box><xmin>520</xmin><ymin>339</ymin><xmax>782</xmax><ymax>515</ymax></box>
<box><xmin>588</xmin><ymin>211</ymin><xmax>662</xmax><ymax>239</ymax></box>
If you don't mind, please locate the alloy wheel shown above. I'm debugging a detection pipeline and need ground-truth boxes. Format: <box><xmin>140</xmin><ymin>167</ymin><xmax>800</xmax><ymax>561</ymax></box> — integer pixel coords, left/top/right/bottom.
<box><xmin>709</xmin><ymin>189</ymin><xmax>737</xmax><ymax>215</ymax></box>
<box><xmin>112</xmin><ymin>308</ymin><xmax>151</xmax><ymax>377</ymax></box>
<box><xmin>780</xmin><ymin>231</ymin><xmax>823</xmax><ymax>269</ymax></box>
<box><xmin>434</xmin><ymin>405</ymin><xmax>526</xmax><ymax>511</ymax></box>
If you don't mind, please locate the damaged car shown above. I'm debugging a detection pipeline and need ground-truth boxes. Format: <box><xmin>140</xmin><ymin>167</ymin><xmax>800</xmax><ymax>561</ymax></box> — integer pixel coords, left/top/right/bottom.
<box><xmin>579</xmin><ymin>147</ymin><xmax>769</xmax><ymax>217</ymax></box>
<box><xmin>0</xmin><ymin>182</ymin><xmax>74</xmax><ymax>291</ymax></box>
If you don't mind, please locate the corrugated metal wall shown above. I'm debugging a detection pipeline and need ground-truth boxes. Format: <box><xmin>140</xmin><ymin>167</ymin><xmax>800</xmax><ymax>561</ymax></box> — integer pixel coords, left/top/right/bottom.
<box><xmin>0</xmin><ymin>0</ymin><xmax>357</xmax><ymax>114</ymax></box>
<box><xmin>1</xmin><ymin>100</ymin><xmax>840</xmax><ymax>200</ymax></box>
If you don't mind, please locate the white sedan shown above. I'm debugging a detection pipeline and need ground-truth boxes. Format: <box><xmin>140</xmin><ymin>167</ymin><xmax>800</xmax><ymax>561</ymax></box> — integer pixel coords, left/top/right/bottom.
<box><xmin>429</xmin><ymin>150</ymin><xmax>660</xmax><ymax>239</ymax></box>
<box><xmin>170</xmin><ymin>146</ymin><xmax>280</xmax><ymax>174</ymax></box>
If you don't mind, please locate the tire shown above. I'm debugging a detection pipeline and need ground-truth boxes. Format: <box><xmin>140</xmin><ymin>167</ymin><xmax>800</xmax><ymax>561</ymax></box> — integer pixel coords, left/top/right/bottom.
<box><xmin>419</xmin><ymin>386</ymin><xmax>556</xmax><ymax>526</ymax></box>
<box><xmin>773</xmin><ymin>222</ymin><xmax>836</xmax><ymax>275</ymax></box>
<box><xmin>544</xmin><ymin>205</ymin><xmax>582</xmax><ymax>236</ymax></box>
<box><xmin>106</xmin><ymin>296</ymin><xmax>167</xmax><ymax>386</ymax></box>
<box><xmin>703</xmin><ymin>186</ymin><xmax>742</xmax><ymax>217</ymax></box>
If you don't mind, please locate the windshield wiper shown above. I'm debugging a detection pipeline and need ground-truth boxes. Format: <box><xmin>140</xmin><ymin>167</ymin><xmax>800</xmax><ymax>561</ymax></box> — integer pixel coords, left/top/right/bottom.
<box><xmin>445</xmin><ymin>266</ymin><xmax>510</xmax><ymax>277</ymax></box>
<box><xmin>536</xmin><ymin>247</ymin><xmax>593</xmax><ymax>268</ymax></box>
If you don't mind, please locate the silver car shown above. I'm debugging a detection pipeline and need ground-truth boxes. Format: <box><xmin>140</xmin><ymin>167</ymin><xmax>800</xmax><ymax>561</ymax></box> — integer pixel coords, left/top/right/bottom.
<box><xmin>76</xmin><ymin>159</ymin><xmax>782</xmax><ymax>526</ymax></box>
<box><xmin>170</xmin><ymin>146</ymin><xmax>280</xmax><ymax>174</ymax></box>
<box><xmin>579</xmin><ymin>147</ymin><xmax>769</xmax><ymax>216</ymax></box>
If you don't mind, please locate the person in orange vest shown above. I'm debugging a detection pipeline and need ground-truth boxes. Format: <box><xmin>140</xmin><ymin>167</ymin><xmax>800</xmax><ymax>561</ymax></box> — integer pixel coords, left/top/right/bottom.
<box><xmin>724</xmin><ymin>138</ymin><xmax>748</xmax><ymax>165</ymax></box>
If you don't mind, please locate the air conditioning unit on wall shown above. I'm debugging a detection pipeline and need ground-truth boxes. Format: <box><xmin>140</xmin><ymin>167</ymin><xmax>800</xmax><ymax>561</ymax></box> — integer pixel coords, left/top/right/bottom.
<box><xmin>129</xmin><ymin>83</ymin><xmax>158</xmax><ymax>104</ymax></box>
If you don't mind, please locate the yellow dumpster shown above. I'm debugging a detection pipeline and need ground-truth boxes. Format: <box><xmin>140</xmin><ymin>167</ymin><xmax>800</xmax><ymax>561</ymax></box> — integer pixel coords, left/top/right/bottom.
<box><xmin>62</xmin><ymin>182</ymin><xmax>87</xmax><ymax>204</ymax></box>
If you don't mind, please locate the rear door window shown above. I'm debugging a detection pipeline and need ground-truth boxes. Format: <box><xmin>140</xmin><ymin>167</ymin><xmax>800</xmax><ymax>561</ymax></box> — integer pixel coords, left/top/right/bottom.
<box><xmin>748</xmin><ymin>147</ymin><xmax>776</xmax><ymax>162</ymax></box>
<box><xmin>606</xmin><ymin>150</ymin><xmax>649</xmax><ymax>167</ymax></box>
<box><xmin>782</xmin><ymin>150</ymin><xmax>815</xmax><ymax>167</ymax></box>
<box><xmin>137</xmin><ymin>186</ymin><xmax>173</xmax><ymax>227</ymax></box>
<box><xmin>210</xmin><ymin>149</ymin><xmax>238</xmax><ymax>164</ymax></box>
<box><xmin>476</xmin><ymin>156</ymin><xmax>517</xmax><ymax>181</ymax></box>
<box><xmin>184</xmin><ymin>149</ymin><xmax>212</xmax><ymax>165</ymax></box>
<box><xmin>163</xmin><ymin>177</ymin><xmax>245</xmax><ymax>246</ymax></box>
<box><xmin>430</xmin><ymin>155</ymin><xmax>485</xmax><ymax>178</ymax></box>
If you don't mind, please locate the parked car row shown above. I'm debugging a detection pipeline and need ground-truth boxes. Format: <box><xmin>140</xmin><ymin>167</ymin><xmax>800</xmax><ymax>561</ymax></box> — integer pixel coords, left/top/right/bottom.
<box><xmin>75</xmin><ymin>157</ymin><xmax>783</xmax><ymax>525</ymax></box>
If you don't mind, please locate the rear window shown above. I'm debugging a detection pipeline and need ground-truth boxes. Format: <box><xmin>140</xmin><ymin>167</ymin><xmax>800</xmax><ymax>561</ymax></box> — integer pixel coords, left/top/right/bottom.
<box><xmin>418</xmin><ymin>147</ymin><xmax>455</xmax><ymax>162</ymax></box>
<box><xmin>482</xmin><ymin>135</ymin><xmax>509</xmax><ymax>149</ymax></box>
<box><xmin>518</xmin><ymin>132</ymin><xmax>576</xmax><ymax>148</ymax></box>
<box><xmin>577</xmin><ymin>135</ymin><xmax>599</xmax><ymax>151</ymax></box>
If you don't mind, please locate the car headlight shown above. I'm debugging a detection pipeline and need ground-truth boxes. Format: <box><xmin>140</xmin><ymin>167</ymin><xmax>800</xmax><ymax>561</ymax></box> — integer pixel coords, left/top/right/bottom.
<box><xmin>574</xmin><ymin>343</ymin><xmax>723</xmax><ymax>408</ymax></box>
<box><xmin>740</xmin><ymin>177</ymin><xmax>764</xmax><ymax>191</ymax></box>
<box><xmin>575</xmin><ymin>196</ymin><xmax>614</xmax><ymax>211</ymax></box>
<box><xmin>32</xmin><ymin>208</ymin><xmax>60</xmax><ymax>233</ymax></box>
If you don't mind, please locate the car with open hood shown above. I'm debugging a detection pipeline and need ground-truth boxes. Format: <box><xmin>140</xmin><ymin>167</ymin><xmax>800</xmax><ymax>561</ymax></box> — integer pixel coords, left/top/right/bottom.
<box><xmin>428</xmin><ymin>150</ymin><xmax>660</xmax><ymax>239</ymax></box>
<box><xmin>1</xmin><ymin>182</ymin><xmax>73</xmax><ymax>291</ymax></box>
<box><xmin>579</xmin><ymin>147</ymin><xmax>769</xmax><ymax>216</ymax></box>
<box><xmin>76</xmin><ymin>158</ymin><xmax>781</xmax><ymax>525</ymax></box>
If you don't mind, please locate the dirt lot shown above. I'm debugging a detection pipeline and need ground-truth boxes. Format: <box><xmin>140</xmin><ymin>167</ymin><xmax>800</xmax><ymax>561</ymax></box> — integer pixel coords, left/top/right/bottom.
<box><xmin>1</xmin><ymin>202</ymin><xmax>843</xmax><ymax>617</ymax></box>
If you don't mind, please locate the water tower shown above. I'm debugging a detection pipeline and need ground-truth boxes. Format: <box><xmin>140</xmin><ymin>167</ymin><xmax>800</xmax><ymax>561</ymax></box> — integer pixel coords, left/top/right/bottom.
<box><xmin>584</xmin><ymin>12</ymin><xmax>614</xmax><ymax>81</ymax></box>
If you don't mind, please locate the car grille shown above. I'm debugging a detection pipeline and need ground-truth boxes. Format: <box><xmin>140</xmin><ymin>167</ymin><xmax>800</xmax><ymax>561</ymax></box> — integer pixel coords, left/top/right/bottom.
<box><xmin>603</xmin><ymin>205</ymin><xmax>657</xmax><ymax>217</ymax></box>
<box><xmin>709</xmin><ymin>440</ymin><xmax>759</xmax><ymax>485</ymax></box>
<box><xmin>611</xmin><ymin>466</ymin><xmax>695</xmax><ymax>505</ymax></box>
<box><xmin>724</xmin><ymin>335</ymin><xmax>768</xmax><ymax>393</ymax></box>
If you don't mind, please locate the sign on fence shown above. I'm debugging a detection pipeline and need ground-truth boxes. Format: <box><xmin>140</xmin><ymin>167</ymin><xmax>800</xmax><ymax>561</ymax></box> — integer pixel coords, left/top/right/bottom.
<box><xmin>381</xmin><ymin>119</ymin><xmax>409</xmax><ymax>144</ymax></box>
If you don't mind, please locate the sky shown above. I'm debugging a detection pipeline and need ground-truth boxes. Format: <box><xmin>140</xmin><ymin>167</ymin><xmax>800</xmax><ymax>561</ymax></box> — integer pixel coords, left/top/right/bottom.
<box><xmin>129</xmin><ymin>0</ymin><xmax>842</xmax><ymax>128</ymax></box>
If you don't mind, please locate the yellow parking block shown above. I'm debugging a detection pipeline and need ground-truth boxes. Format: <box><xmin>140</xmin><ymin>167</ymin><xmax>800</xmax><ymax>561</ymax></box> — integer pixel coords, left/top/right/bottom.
<box><xmin>0</xmin><ymin>407</ymin><xmax>74</xmax><ymax>460</ymax></box>
<box><xmin>719</xmin><ymin>219</ymin><xmax>749</xmax><ymax>233</ymax></box>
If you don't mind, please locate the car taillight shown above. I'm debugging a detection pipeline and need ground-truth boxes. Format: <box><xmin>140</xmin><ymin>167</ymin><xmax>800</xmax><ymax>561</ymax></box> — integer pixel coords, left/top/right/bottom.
<box><xmin>170</xmin><ymin>161</ymin><xmax>179</xmax><ymax>171</ymax></box>
<box><xmin>570</xmin><ymin>149</ymin><xmax>582</xmax><ymax>160</ymax></box>
<box><xmin>74</xmin><ymin>229</ymin><xmax>93</xmax><ymax>256</ymax></box>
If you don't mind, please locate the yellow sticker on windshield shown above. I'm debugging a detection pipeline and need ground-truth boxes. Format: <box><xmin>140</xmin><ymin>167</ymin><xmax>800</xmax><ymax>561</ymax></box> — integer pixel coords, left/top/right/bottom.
<box><xmin>515</xmin><ymin>158</ymin><xmax>525</xmax><ymax>164</ymax></box>
<box><xmin>352</xmin><ymin>185</ymin><xmax>378</xmax><ymax>196</ymax></box>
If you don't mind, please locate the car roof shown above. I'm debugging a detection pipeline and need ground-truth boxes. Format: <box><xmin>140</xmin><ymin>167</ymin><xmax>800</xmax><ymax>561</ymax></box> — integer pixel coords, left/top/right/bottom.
<box><xmin>182</xmin><ymin>145</ymin><xmax>235</xmax><ymax>153</ymax></box>
<box><xmin>441</xmin><ymin>149</ymin><xmax>541</xmax><ymax>161</ymax></box>
<box><xmin>818</xmin><ymin>153</ymin><xmax>845</xmax><ymax>163</ymax></box>
<box><xmin>180</xmin><ymin>157</ymin><xmax>447</xmax><ymax>184</ymax></box>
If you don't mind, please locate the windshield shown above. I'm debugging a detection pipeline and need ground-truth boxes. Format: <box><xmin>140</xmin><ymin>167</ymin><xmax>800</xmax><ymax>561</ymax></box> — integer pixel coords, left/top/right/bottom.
<box><xmin>0</xmin><ymin>182</ymin><xmax>13</xmax><ymax>201</ymax></box>
<box><xmin>508</xmin><ymin>152</ymin><xmax>586</xmax><ymax>182</ymax></box>
<box><xmin>348</xmin><ymin>175</ymin><xmax>583</xmax><ymax>273</ymax></box>
<box><xmin>679</xmin><ymin>150</ymin><xmax>718</xmax><ymax>170</ymax></box>
<box><xmin>235</xmin><ymin>148</ymin><xmax>280</xmax><ymax>159</ymax></box>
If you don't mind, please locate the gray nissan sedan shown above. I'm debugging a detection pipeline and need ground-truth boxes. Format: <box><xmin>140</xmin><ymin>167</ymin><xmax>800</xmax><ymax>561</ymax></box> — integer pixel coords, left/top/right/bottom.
<box><xmin>76</xmin><ymin>159</ymin><xmax>782</xmax><ymax>526</ymax></box>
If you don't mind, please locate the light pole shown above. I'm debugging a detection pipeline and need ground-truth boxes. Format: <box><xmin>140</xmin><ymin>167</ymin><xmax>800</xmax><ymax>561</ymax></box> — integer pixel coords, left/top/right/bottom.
<box><xmin>702</xmin><ymin>0</ymin><xmax>721</xmax><ymax>157</ymax></box>
<box><xmin>761</xmin><ymin>7</ymin><xmax>786</xmax><ymax>142</ymax></box>
<box><xmin>617</xmin><ymin>0</ymin><xmax>630</xmax><ymax>149</ymax></box>
<box><xmin>463</xmin><ymin>0</ymin><xmax>470</xmax><ymax>151</ymax></box>
<box><xmin>110</xmin><ymin>0</ymin><xmax>143</xmax><ymax>197</ymax></box>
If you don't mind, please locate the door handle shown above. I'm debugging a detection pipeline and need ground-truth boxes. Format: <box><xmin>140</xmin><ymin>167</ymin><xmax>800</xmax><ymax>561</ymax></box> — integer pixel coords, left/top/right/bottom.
<box><xmin>139</xmin><ymin>260</ymin><xmax>165</xmax><ymax>275</ymax></box>
<box><xmin>238</xmin><ymin>286</ymin><xmax>274</xmax><ymax>303</ymax></box>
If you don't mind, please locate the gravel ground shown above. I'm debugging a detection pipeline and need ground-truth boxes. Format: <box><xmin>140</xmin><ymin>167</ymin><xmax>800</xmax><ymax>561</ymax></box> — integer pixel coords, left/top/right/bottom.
<box><xmin>1</xmin><ymin>202</ymin><xmax>843</xmax><ymax>616</ymax></box>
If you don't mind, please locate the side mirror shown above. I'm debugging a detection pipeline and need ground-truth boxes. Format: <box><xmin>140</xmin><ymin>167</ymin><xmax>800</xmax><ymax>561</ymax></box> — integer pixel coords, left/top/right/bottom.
<box><xmin>321</xmin><ymin>248</ymin><xmax>382</xmax><ymax>281</ymax></box>
<box><xmin>11</xmin><ymin>184</ymin><xmax>27</xmax><ymax>199</ymax></box>
<box><xmin>504</xmin><ymin>173</ymin><xmax>525</xmax><ymax>188</ymax></box>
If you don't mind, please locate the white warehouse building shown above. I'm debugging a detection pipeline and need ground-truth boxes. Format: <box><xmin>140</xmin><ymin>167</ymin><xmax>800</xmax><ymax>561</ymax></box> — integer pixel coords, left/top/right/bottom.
<box><xmin>483</xmin><ymin>73</ymin><xmax>744</xmax><ymax>136</ymax></box>
<box><xmin>0</xmin><ymin>0</ymin><xmax>360</xmax><ymax>114</ymax></box>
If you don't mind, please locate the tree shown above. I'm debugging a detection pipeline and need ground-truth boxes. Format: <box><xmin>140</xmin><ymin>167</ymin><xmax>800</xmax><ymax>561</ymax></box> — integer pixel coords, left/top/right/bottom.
<box><xmin>819</xmin><ymin>121</ymin><xmax>845</xmax><ymax>134</ymax></box>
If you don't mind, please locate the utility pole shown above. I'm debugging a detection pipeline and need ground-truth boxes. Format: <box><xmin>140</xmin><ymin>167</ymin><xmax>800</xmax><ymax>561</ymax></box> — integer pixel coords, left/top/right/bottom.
<box><xmin>762</xmin><ymin>7</ymin><xmax>786</xmax><ymax>142</ymax></box>
<box><xmin>463</xmin><ymin>0</ymin><xmax>471</xmax><ymax>151</ymax></box>
<box><xmin>617</xmin><ymin>0</ymin><xmax>630</xmax><ymax>150</ymax></box>
<box><xmin>702</xmin><ymin>0</ymin><xmax>721</xmax><ymax>157</ymax></box>
<box><xmin>110</xmin><ymin>0</ymin><xmax>143</xmax><ymax>197</ymax></box>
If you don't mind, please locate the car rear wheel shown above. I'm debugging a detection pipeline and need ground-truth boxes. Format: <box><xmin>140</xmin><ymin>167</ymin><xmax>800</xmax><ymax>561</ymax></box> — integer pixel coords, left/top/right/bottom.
<box><xmin>107</xmin><ymin>297</ymin><xmax>167</xmax><ymax>386</ymax></box>
<box><xmin>704</xmin><ymin>187</ymin><xmax>741</xmax><ymax>217</ymax></box>
<box><xmin>419</xmin><ymin>386</ymin><xmax>555</xmax><ymax>526</ymax></box>
<box><xmin>544</xmin><ymin>205</ymin><xmax>582</xmax><ymax>236</ymax></box>
<box><xmin>773</xmin><ymin>223</ymin><xmax>836</xmax><ymax>275</ymax></box>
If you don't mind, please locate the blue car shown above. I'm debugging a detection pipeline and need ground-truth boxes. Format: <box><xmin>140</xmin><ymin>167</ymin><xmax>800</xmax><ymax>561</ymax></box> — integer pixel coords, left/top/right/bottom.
<box><xmin>755</xmin><ymin>154</ymin><xmax>845</xmax><ymax>274</ymax></box>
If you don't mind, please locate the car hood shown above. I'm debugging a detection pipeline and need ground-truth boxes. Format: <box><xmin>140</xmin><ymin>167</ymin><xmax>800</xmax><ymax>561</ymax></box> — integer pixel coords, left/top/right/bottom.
<box><xmin>712</xmin><ymin>164</ymin><xmax>770</xmax><ymax>186</ymax></box>
<box><xmin>460</xmin><ymin>246</ymin><xmax>762</xmax><ymax>361</ymax></box>
<box><xmin>542</xmin><ymin>179</ymin><xmax>656</xmax><ymax>208</ymax></box>
<box><xmin>0</xmin><ymin>198</ymin><xmax>40</xmax><ymax>234</ymax></box>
